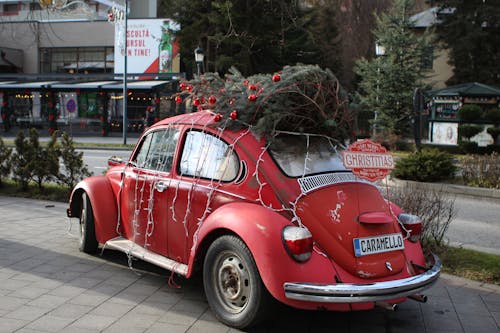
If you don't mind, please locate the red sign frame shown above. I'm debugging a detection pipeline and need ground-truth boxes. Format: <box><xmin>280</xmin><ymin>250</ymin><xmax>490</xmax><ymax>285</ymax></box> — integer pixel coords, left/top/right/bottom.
<box><xmin>342</xmin><ymin>139</ymin><xmax>394</xmax><ymax>182</ymax></box>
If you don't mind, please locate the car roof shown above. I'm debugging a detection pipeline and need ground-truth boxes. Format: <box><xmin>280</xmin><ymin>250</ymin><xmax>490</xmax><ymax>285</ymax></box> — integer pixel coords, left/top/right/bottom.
<box><xmin>154</xmin><ymin>110</ymin><xmax>219</xmax><ymax>128</ymax></box>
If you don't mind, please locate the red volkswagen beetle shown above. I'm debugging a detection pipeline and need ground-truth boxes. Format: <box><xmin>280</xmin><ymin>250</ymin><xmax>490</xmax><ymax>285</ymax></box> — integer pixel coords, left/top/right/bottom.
<box><xmin>67</xmin><ymin>110</ymin><xmax>440</xmax><ymax>329</ymax></box>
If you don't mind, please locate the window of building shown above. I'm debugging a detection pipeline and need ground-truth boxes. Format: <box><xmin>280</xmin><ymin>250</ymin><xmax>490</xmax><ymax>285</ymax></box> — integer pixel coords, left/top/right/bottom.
<box><xmin>39</xmin><ymin>47</ymin><xmax>114</xmax><ymax>74</ymax></box>
<box><xmin>1</xmin><ymin>3</ymin><xmax>20</xmax><ymax>15</ymax></box>
<box><xmin>421</xmin><ymin>46</ymin><xmax>434</xmax><ymax>70</ymax></box>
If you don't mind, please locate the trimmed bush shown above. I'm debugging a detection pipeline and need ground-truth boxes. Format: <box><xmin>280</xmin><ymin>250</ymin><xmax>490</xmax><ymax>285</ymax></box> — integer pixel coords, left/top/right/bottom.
<box><xmin>0</xmin><ymin>137</ymin><xmax>12</xmax><ymax>187</ymax></box>
<box><xmin>457</xmin><ymin>104</ymin><xmax>483</xmax><ymax>123</ymax></box>
<box><xmin>487</xmin><ymin>127</ymin><xmax>500</xmax><ymax>143</ymax></box>
<box><xmin>485</xmin><ymin>108</ymin><xmax>500</xmax><ymax>126</ymax></box>
<box><xmin>458</xmin><ymin>124</ymin><xmax>483</xmax><ymax>140</ymax></box>
<box><xmin>392</xmin><ymin>148</ymin><xmax>457</xmax><ymax>182</ymax></box>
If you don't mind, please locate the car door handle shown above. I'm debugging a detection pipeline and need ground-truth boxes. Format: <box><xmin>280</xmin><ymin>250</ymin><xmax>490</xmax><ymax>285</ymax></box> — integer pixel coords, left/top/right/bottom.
<box><xmin>155</xmin><ymin>181</ymin><xmax>168</xmax><ymax>192</ymax></box>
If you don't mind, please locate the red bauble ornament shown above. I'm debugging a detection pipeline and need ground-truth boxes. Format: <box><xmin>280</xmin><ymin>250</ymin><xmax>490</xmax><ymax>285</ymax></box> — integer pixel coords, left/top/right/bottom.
<box><xmin>248</xmin><ymin>94</ymin><xmax>257</xmax><ymax>102</ymax></box>
<box><xmin>230</xmin><ymin>110</ymin><xmax>238</xmax><ymax>120</ymax></box>
<box><xmin>229</xmin><ymin>99</ymin><xmax>235</xmax><ymax>105</ymax></box>
<box><xmin>249</xmin><ymin>84</ymin><xmax>257</xmax><ymax>91</ymax></box>
<box><xmin>200</xmin><ymin>97</ymin><xmax>206</xmax><ymax>104</ymax></box>
<box><xmin>243</xmin><ymin>80</ymin><xmax>249</xmax><ymax>86</ymax></box>
<box><xmin>208</xmin><ymin>95</ymin><xmax>217</xmax><ymax>105</ymax></box>
<box><xmin>214</xmin><ymin>113</ymin><xmax>222</xmax><ymax>122</ymax></box>
<box><xmin>175</xmin><ymin>96</ymin><xmax>183</xmax><ymax>104</ymax></box>
<box><xmin>258</xmin><ymin>88</ymin><xmax>264</xmax><ymax>94</ymax></box>
<box><xmin>272</xmin><ymin>74</ymin><xmax>281</xmax><ymax>82</ymax></box>
<box><xmin>219</xmin><ymin>88</ymin><xmax>226</xmax><ymax>93</ymax></box>
<box><xmin>187</xmin><ymin>85</ymin><xmax>193</xmax><ymax>92</ymax></box>
<box><xmin>193</xmin><ymin>98</ymin><xmax>200</xmax><ymax>107</ymax></box>
<box><xmin>197</xmin><ymin>106</ymin><xmax>204</xmax><ymax>112</ymax></box>
<box><xmin>179</xmin><ymin>82</ymin><xmax>187</xmax><ymax>91</ymax></box>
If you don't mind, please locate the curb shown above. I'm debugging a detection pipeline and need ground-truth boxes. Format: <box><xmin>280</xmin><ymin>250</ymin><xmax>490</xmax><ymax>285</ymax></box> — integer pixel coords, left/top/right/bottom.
<box><xmin>387</xmin><ymin>178</ymin><xmax>500</xmax><ymax>200</ymax></box>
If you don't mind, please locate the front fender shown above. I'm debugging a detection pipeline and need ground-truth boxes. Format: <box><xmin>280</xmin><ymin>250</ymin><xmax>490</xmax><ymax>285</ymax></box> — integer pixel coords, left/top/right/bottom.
<box><xmin>68</xmin><ymin>176</ymin><xmax>119</xmax><ymax>244</ymax></box>
<box><xmin>188</xmin><ymin>202</ymin><xmax>337</xmax><ymax>307</ymax></box>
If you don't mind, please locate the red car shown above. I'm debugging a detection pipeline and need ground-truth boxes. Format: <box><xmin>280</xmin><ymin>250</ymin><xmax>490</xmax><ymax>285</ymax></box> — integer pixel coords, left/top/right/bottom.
<box><xmin>67</xmin><ymin>111</ymin><xmax>440</xmax><ymax>329</ymax></box>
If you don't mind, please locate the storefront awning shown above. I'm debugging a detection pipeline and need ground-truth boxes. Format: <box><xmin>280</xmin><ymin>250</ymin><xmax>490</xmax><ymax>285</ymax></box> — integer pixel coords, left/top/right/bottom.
<box><xmin>48</xmin><ymin>81</ymin><xmax>118</xmax><ymax>90</ymax></box>
<box><xmin>0</xmin><ymin>81</ymin><xmax>59</xmax><ymax>90</ymax></box>
<box><xmin>101</xmin><ymin>80</ymin><xmax>172</xmax><ymax>91</ymax></box>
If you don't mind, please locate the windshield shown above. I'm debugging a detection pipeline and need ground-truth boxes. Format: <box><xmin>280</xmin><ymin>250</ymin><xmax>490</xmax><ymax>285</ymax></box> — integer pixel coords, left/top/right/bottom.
<box><xmin>268</xmin><ymin>133</ymin><xmax>349</xmax><ymax>177</ymax></box>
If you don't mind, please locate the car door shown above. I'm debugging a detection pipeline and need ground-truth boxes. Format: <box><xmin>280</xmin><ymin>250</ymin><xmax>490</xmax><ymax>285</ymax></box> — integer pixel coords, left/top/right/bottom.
<box><xmin>121</xmin><ymin>127</ymin><xmax>180</xmax><ymax>257</ymax></box>
<box><xmin>168</xmin><ymin>129</ymin><xmax>240</xmax><ymax>262</ymax></box>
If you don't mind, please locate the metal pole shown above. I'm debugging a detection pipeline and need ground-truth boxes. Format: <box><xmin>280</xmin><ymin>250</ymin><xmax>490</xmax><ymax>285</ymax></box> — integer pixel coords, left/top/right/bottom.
<box><xmin>122</xmin><ymin>0</ymin><xmax>128</xmax><ymax>145</ymax></box>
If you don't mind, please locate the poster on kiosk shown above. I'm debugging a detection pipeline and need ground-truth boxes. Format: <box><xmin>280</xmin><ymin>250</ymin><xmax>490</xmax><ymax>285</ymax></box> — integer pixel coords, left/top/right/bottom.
<box><xmin>114</xmin><ymin>18</ymin><xmax>180</xmax><ymax>74</ymax></box>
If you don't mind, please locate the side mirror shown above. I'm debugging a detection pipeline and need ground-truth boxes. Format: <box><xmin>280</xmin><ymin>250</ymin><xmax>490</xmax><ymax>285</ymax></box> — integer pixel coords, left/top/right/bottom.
<box><xmin>108</xmin><ymin>156</ymin><xmax>125</xmax><ymax>167</ymax></box>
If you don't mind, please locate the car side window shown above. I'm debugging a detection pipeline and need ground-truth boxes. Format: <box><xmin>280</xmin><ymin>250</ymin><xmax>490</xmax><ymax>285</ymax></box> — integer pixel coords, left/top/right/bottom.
<box><xmin>180</xmin><ymin>130</ymin><xmax>239</xmax><ymax>181</ymax></box>
<box><xmin>132</xmin><ymin>128</ymin><xmax>180</xmax><ymax>172</ymax></box>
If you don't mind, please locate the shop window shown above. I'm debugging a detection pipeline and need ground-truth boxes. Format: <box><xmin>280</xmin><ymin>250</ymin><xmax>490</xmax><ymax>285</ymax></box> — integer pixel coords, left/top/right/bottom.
<box><xmin>39</xmin><ymin>47</ymin><xmax>114</xmax><ymax>74</ymax></box>
<box><xmin>1</xmin><ymin>3</ymin><xmax>20</xmax><ymax>15</ymax></box>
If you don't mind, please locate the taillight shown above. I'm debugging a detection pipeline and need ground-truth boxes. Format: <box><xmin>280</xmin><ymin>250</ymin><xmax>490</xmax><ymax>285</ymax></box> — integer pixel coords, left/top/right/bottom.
<box><xmin>282</xmin><ymin>226</ymin><xmax>313</xmax><ymax>262</ymax></box>
<box><xmin>398</xmin><ymin>213</ymin><xmax>423</xmax><ymax>242</ymax></box>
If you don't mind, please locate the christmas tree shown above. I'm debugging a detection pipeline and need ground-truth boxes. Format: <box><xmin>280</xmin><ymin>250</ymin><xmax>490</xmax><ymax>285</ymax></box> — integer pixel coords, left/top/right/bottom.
<box><xmin>175</xmin><ymin>64</ymin><xmax>352</xmax><ymax>140</ymax></box>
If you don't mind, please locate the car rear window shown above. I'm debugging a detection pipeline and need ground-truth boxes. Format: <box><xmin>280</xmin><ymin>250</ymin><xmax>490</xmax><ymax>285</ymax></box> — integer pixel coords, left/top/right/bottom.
<box><xmin>268</xmin><ymin>133</ymin><xmax>348</xmax><ymax>177</ymax></box>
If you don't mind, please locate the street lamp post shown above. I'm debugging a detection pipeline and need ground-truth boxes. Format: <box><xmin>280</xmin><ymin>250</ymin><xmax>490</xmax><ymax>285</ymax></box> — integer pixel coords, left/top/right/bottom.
<box><xmin>122</xmin><ymin>0</ymin><xmax>128</xmax><ymax>145</ymax></box>
<box><xmin>194</xmin><ymin>46</ymin><xmax>204</xmax><ymax>76</ymax></box>
<box><xmin>373</xmin><ymin>42</ymin><xmax>386</xmax><ymax>138</ymax></box>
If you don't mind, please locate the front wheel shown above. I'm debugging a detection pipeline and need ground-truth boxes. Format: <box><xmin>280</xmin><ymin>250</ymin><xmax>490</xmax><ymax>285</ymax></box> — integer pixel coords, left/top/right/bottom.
<box><xmin>203</xmin><ymin>235</ymin><xmax>271</xmax><ymax>329</ymax></box>
<box><xmin>79</xmin><ymin>192</ymin><xmax>98</xmax><ymax>253</ymax></box>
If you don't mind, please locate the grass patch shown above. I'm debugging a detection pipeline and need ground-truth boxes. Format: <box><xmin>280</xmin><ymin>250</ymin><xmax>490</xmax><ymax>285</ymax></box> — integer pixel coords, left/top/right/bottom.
<box><xmin>0</xmin><ymin>179</ymin><xmax>71</xmax><ymax>202</ymax></box>
<box><xmin>433</xmin><ymin>245</ymin><xmax>500</xmax><ymax>285</ymax></box>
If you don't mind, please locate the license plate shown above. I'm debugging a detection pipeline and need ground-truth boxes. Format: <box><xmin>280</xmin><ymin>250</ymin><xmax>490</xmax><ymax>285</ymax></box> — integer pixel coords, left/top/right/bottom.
<box><xmin>353</xmin><ymin>233</ymin><xmax>404</xmax><ymax>257</ymax></box>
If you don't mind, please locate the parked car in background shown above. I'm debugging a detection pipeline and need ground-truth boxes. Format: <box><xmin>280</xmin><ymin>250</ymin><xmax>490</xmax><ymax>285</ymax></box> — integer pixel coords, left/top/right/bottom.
<box><xmin>67</xmin><ymin>110</ymin><xmax>440</xmax><ymax>329</ymax></box>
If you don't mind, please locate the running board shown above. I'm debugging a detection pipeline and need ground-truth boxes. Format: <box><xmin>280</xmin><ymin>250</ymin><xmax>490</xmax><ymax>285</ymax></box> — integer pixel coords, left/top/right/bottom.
<box><xmin>103</xmin><ymin>237</ymin><xmax>188</xmax><ymax>276</ymax></box>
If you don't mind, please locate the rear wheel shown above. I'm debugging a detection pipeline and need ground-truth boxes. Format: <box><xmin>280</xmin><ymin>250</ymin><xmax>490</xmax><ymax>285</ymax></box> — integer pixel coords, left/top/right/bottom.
<box><xmin>79</xmin><ymin>192</ymin><xmax>98</xmax><ymax>253</ymax></box>
<box><xmin>203</xmin><ymin>235</ymin><xmax>271</xmax><ymax>329</ymax></box>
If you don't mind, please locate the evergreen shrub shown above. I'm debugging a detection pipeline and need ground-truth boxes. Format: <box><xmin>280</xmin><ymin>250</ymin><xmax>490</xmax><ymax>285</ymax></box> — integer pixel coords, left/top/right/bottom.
<box><xmin>0</xmin><ymin>137</ymin><xmax>12</xmax><ymax>187</ymax></box>
<box><xmin>457</xmin><ymin>104</ymin><xmax>483</xmax><ymax>123</ymax></box>
<box><xmin>485</xmin><ymin>108</ymin><xmax>500</xmax><ymax>125</ymax></box>
<box><xmin>458</xmin><ymin>124</ymin><xmax>483</xmax><ymax>140</ymax></box>
<box><xmin>392</xmin><ymin>148</ymin><xmax>457</xmax><ymax>182</ymax></box>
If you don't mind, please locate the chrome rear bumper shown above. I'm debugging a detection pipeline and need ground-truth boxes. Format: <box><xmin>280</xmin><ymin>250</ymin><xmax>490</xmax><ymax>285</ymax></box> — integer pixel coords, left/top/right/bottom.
<box><xmin>284</xmin><ymin>253</ymin><xmax>441</xmax><ymax>303</ymax></box>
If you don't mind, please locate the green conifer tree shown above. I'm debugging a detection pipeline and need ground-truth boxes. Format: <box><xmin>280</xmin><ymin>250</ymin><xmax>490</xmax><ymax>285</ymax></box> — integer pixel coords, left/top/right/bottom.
<box><xmin>12</xmin><ymin>131</ymin><xmax>33</xmax><ymax>190</ymax></box>
<box><xmin>437</xmin><ymin>0</ymin><xmax>500</xmax><ymax>86</ymax></box>
<box><xmin>354</xmin><ymin>0</ymin><xmax>435</xmax><ymax>143</ymax></box>
<box><xmin>0</xmin><ymin>137</ymin><xmax>12</xmax><ymax>187</ymax></box>
<box><xmin>58</xmin><ymin>132</ymin><xmax>91</xmax><ymax>189</ymax></box>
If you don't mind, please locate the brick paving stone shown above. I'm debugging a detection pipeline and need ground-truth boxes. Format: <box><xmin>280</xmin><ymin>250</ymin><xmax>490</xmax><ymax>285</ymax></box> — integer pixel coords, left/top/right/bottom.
<box><xmin>0</xmin><ymin>317</ymin><xmax>30</xmax><ymax>333</ymax></box>
<box><xmin>68</xmin><ymin>313</ymin><xmax>117</xmax><ymax>331</ymax></box>
<box><xmin>4</xmin><ymin>305</ymin><xmax>49</xmax><ymax>321</ymax></box>
<box><xmin>48</xmin><ymin>303</ymin><xmax>93</xmax><ymax>321</ymax></box>
<box><xmin>26</xmin><ymin>295</ymin><xmax>69</xmax><ymax>313</ymax></box>
<box><xmin>24</xmin><ymin>315</ymin><xmax>75</xmax><ymax>332</ymax></box>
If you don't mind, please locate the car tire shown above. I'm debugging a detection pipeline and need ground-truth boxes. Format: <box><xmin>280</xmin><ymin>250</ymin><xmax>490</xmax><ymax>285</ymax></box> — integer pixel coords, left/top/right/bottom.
<box><xmin>79</xmin><ymin>192</ymin><xmax>98</xmax><ymax>254</ymax></box>
<box><xmin>203</xmin><ymin>235</ymin><xmax>271</xmax><ymax>329</ymax></box>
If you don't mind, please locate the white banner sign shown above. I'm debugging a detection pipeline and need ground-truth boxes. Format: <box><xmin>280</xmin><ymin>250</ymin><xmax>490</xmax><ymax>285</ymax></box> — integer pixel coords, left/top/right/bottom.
<box><xmin>114</xmin><ymin>18</ymin><xmax>180</xmax><ymax>74</ymax></box>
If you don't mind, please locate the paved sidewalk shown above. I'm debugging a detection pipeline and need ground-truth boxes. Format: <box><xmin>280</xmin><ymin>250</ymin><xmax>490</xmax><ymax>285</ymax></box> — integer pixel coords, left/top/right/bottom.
<box><xmin>0</xmin><ymin>196</ymin><xmax>499</xmax><ymax>333</ymax></box>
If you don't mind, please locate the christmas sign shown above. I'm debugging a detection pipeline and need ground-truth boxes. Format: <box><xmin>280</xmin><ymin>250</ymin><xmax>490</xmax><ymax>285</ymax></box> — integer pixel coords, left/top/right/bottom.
<box><xmin>342</xmin><ymin>139</ymin><xmax>394</xmax><ymax>182</ymax></box>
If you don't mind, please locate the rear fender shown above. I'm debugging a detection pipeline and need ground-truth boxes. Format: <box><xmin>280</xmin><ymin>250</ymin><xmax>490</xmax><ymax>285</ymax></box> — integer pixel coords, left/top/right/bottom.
<box><xmin>187</xmin><ymin>202</ymin><xmax>337</xmax><ymax>306</ymax></box>
<box><xmin>68</xmin><ymin>176</ymin><xmax>119</xmax><ymax>244</ymax></box>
